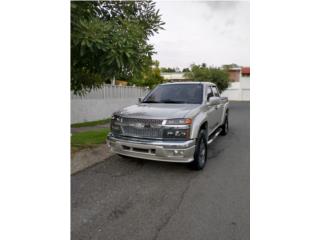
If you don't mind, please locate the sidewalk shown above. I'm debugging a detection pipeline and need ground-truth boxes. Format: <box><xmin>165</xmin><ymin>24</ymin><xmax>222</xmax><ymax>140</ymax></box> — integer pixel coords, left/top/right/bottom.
<box><xmin>71</xmin><ymin>123</ymin><xmax>113</xmax><ymax>174</ymax></box>
<box><xmin>71</xmin><ymin>144</ymin><xmax>114</xmax><ymax>174</ymax></box>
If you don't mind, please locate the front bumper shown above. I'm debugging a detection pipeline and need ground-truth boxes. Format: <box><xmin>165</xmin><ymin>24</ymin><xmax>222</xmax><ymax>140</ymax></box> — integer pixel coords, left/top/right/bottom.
<box><xmin>107</xmin><ymin>134</ymin><xmax>196</xmax><ymax>163</ymax></box>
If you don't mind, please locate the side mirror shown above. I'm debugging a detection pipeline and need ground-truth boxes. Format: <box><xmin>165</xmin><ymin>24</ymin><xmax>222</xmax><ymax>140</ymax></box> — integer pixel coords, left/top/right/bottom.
<box><xmin>138</xmin><ymin>97</ymin><xmax>142</xmax><ymax>103</ymax></box>
<box><xmin>208</xmin><ymin>96</ymin><xmax>220</xmax><ymax>105</ymax></box>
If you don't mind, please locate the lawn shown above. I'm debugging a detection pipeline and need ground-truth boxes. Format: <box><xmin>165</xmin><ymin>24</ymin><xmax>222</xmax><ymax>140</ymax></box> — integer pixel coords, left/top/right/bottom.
<box><xmin>71</xmin><ymin>118</ymin><xmax>111</xmax><ymax>128</ymax></box>
<box><xmin>71</xmin><ymin>128</ymin><xmax>110</xmax><ymax>154</ymax></box>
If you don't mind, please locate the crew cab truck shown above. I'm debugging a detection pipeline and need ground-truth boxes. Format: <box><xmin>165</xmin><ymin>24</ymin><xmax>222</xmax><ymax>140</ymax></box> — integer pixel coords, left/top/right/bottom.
<box><xmin>107</xmin><ymin>82</ymin><xmax>229</xmax><ymax>170</ymax></box>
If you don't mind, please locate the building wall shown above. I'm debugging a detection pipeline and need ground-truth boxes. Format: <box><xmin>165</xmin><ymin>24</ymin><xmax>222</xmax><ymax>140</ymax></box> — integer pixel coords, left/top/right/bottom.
<box><xmin>240</xmin><ymin>76</ymin><xmax>250</xmax><ymax>89</ymax></box>
<box><xmin>221</xmin><ymin>76</ymin><xmax>250</xmax><ymax>101</ymax></box>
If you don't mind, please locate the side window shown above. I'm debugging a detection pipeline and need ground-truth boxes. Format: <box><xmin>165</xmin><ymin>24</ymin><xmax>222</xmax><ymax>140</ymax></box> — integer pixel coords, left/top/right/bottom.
<box><xmin>211</xmin><ymin>86</ymin><xmax>220</xmax><ymax>97</ymax></box>
<box><xmin>207</xmin><ymin>86</ymin><xmax>213</xmax><ymax>101</ymax></box>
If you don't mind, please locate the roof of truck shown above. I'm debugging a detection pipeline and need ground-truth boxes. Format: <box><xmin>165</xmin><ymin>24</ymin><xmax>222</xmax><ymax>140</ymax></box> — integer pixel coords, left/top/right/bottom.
<box><xmin>161</xmin><ymin>81</ymin><xmax>216</xmax><ymax>86</ymax></box>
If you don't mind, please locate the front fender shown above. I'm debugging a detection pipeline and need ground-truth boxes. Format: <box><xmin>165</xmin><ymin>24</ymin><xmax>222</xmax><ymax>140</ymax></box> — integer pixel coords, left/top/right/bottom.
<box><xmin>191</xmin><ymin>111</ymin><xmax>208</xmax><ymax>139</ymax></box>
<box><xmin>220</xmin><ymin>101</ymin><xmax>229</xmax><ymax>124</ymax></box>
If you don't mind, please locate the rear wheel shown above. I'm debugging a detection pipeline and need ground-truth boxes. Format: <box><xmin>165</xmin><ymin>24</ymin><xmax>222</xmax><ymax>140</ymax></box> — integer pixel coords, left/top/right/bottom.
<box><xmin>189</xmin><ymin>129</ymin><xmax>207</xmax><ymax>170</ymax></box>
<box><xmin>220</xmin><ymin>113</ymin><xmax>229</xmax><ymax>136</ymax></box>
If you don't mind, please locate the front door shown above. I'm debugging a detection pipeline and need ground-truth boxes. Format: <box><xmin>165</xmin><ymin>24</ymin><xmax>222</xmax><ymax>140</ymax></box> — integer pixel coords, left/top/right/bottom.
<box><xmin>206</xmin><ymin>86</ymin><xmax>219</xmax><ymax>133</ymax></box>
<box><xmin>211</xmin><ymin>86</ymin><xmax>223</xmax><ymax>125</ymax></box>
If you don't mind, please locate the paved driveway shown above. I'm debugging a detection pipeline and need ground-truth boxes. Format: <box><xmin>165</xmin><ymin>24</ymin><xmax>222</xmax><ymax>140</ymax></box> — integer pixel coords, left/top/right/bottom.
<box><xmin>71</xmin><ymin>101</ymin><xmax>250</xmax><ymax>240</ymax></box>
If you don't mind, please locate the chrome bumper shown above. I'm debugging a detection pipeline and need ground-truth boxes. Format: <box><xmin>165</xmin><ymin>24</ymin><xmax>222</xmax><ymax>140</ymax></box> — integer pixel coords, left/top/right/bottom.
<box><xmin>107</xmin><ymin>134</ymin><xmax>196</xmax><ymax>163</ymax></box>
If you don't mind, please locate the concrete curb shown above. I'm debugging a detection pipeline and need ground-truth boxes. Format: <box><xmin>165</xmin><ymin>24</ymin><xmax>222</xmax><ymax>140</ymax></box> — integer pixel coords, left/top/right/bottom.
<box><xmin>71</xmin><ymin>124</ymin><xmax>110</xmax><ymax>133</ymax></box>
<box><xmin>71</xmin><ymin>144</ymin><xmax>114</xmax><ymax>175</ymax></box>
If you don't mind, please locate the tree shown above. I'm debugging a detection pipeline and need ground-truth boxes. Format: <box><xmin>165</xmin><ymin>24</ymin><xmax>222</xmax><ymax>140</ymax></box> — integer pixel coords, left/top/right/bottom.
<box><xmin>201</xmin><ymin>63</ymin><xmax>207</xmax><ymax>68</ymax></box>
<box><xmin>160</xmin><ymin>67</ymin><xmax>176</xmax><ymax>73</ymax></box>
<box><xmin>182</xmin><ymin>68</ymin><xmax>190</xmax><ymax>72</ymax></box>
<box><xmin>184</xmin><ymin>64</ymin><xmax>230</xmax><ymax>91</ymax></box>
<box><xmin>131</xmin><ymin>60</ymin><xmax>164</xmax><ymax>88</ymax></box>
<box><xmin>71</xmin><ymin>1</ymin><xmax>164</xmax><ymax>95</ymax></box>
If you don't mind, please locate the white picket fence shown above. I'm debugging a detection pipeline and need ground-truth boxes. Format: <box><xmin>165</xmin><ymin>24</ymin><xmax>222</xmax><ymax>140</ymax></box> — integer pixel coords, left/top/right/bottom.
<box><xmin>71</xmin><ymin>85</ymin><xmax>149</xmax><ymax>124</ymax></box>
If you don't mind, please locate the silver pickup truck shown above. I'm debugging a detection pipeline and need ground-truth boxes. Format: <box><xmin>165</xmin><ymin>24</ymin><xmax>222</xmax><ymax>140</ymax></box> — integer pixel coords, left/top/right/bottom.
<box><xmin>107</xmin><ymin>82</ymin><xmax>229</xmax><ymax>170</ymax></box>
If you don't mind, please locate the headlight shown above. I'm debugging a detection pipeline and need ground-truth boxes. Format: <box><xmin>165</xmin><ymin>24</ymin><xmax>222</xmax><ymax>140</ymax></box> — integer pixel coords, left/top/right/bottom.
<box><xmin>165</xmin><ymin>118</ymin><xmax>192</xmax><ymax>125</ymax></box>
<box><xmin>111</xmin><ymin>115</ymin><xmax>122</xmax><ymax>132</ymax></box>
<box><xmin>111</xmin><ymin>115</ymin><xmax>122</xmax><ymax>122</ymax></box>
<box><xmin>163</xmin><ymin>118</ymin><xmax>192</xmax><ymax>139</ymax></box>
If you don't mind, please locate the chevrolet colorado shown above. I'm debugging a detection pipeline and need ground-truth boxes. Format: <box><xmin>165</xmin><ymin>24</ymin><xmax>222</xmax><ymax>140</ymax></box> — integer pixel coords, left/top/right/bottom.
<box><xmin>107</xmin><ymin>82</ymin><xmax>229</xmax><ymax>170</ymax></box>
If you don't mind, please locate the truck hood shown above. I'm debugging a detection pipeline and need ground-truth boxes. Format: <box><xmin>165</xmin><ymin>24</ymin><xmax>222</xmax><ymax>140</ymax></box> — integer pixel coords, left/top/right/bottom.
<box><xmin>115</xmin><ymin>103</ymin><xmax>200</xmax><ymax>119</ymax></box>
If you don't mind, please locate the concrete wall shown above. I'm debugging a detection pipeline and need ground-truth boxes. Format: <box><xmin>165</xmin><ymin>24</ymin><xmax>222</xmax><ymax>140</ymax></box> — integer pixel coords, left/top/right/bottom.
<box><xmin>221</xmin><ymin>76</ymin><xmax>250</xmax><ymax>101</ymax></box>
<box><xmin>71</xmin><ymin>85</ymin><xmax>149</xmax><ymax>124</ymax></box>
<box><xmin>240</xmin><ymin>76</ymin><xmax>250</xmax><ymax>89</ymax></box>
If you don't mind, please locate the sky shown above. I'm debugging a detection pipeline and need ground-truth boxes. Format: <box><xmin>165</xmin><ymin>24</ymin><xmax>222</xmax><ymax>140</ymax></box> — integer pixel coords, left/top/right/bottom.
<box><xmin>150</xmin><ymin>1</ymin><xmax>250</xmax><ymax>69</ymax></box>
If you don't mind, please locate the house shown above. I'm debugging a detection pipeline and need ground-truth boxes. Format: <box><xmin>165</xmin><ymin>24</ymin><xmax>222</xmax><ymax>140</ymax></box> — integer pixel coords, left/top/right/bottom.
<box><xmin>227</xmin><ymin>66</ymin><xmax>250</xmax><ymax>82</ymax></box>
<box><xmin>241</xmin><ymin>67</ymin><xmax>250</xmax><ymax>77</ymax></box>
<box><xmin>160</xmin><ymin>72</ymin><xmax>191</xmax><ymax>82</ymax></box>
<box><xmin>222</xmin><ymin>66</ymin><xmax>250</xmax><ymax>101</ymax></box>
<box><xmin>115</xmin><ymin>80</ymin><xmax>128</xmax><ymax>86</ymax></box>
<box><xmin>227</xmin><ymin>67</ymin><xmax>241</xmax><ymax>82</ymax></box>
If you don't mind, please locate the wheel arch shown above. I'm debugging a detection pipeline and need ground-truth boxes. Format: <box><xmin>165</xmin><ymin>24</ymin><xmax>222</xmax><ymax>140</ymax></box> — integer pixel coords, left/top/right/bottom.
<box><xmin>199</xmin><ymin>121</ymin><xmax>209</xmax><ymax>142</ymax></box>
<box><xmin>220</xmin><ymin>103</ymin><xmax>229</xmax><ymax>124</ymax></box>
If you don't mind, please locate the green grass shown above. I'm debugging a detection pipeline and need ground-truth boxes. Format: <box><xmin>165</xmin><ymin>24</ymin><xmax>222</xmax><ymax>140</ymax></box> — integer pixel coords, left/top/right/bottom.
<box><xmin>71</xmin><ymin>128</ymin><xmax>110</xmax><ymax>154</ymax></box>
<box><xmin>71</xmin><ymin>118</ymin><xmax>111</xmax><ymax>128</ymax></box>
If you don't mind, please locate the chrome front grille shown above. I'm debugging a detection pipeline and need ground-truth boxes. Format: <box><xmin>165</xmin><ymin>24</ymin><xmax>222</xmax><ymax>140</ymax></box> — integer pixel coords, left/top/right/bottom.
<box><xmin>120</xmin><ymin>117</ymin><xmax>163</xmax><ymax>139</ymax></box>
<box><xmin>121</xmin><ymin>118</ymin><xmax>163</xmax><ymax>125</ymax></box>
<box><xmin>122</xmin><ymin>126</ymin><xmax>162</xmax><ymax>138</ymax></box>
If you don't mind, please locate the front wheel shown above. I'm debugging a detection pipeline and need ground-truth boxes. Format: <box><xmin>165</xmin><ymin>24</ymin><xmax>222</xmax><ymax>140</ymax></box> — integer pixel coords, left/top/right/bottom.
<box><xmin>189</xmin><ymin>129</ymin><xmax>207</xmax><ymax>170</ymax></box>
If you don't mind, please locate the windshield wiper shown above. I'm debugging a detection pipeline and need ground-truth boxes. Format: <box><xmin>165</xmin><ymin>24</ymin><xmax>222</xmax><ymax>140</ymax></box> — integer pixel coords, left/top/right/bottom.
<box><xmin>160</xmin><ymin>100</ymin><xmax>187</xmax><ymax>104</ymax></box>
<box><xmin>142</xmin><ymin>100</ymin><xmax>160</xmax><ymax>103</ymax></box>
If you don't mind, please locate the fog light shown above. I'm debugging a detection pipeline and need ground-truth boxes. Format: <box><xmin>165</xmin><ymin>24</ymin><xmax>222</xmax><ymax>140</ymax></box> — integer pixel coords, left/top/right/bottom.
<box><xmin>173</xmin><ymin>150</ymin><xmax>184</xmax><ymax>156</ymax></box>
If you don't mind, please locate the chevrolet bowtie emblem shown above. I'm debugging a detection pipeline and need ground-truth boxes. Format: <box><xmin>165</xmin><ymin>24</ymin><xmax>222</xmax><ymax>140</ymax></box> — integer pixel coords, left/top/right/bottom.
<box><xmin>133</xmin><ymin>123</ymin><xmax>145</xmax><ymax>128</ymax></box>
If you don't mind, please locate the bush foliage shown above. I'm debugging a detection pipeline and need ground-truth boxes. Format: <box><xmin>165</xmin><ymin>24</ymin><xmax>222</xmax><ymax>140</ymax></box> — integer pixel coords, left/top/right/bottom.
<box><xmin>184</xmin><ymin>64</ymin><xmax>230</xmax><ymax>91</ymax></box>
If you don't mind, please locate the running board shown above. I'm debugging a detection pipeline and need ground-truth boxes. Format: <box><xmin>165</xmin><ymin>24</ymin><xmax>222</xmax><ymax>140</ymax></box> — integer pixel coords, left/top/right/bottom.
<box><xmin>207</xmin><ymin>128</ymin><xmax>222</xmax><ymax>145</ymax></box>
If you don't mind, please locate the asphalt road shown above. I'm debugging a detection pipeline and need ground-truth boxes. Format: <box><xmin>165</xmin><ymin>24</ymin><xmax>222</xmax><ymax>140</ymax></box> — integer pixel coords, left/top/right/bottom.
<box><xmin>71</xmin><ymin>101</ymin><xmax>250</xmax><ymax>240</ymax></box>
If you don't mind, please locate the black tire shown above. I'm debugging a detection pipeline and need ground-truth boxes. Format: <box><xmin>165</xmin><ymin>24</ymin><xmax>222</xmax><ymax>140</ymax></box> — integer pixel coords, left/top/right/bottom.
<box><xmin>220</xmin><ymin>112</ymin><xmax>229</xmax><ymax>136</ymax></box>
<box><xmin>189</xmin><ymin>129</ymin><xmax>207</xmax><ymax>170</ymax></box>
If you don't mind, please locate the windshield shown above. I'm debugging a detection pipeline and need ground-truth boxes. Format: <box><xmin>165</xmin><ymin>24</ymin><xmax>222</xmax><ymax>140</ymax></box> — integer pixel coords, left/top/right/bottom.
<box><xmin>142</xmin><ymin>84</ymin><xmax>203</xmax><ymax>104</ymax></box>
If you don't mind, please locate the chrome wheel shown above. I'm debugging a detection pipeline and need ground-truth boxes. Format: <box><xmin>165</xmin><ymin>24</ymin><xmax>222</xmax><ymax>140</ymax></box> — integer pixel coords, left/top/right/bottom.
<box><xmin>190</xmin><ymin>129</ymin><xmax>207</xmax><ymax>170</ymax></box>
<box><xmin>198</xmin><ymin>138</ymin><xmax>206</xmax><ymax>166</ymax></box>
